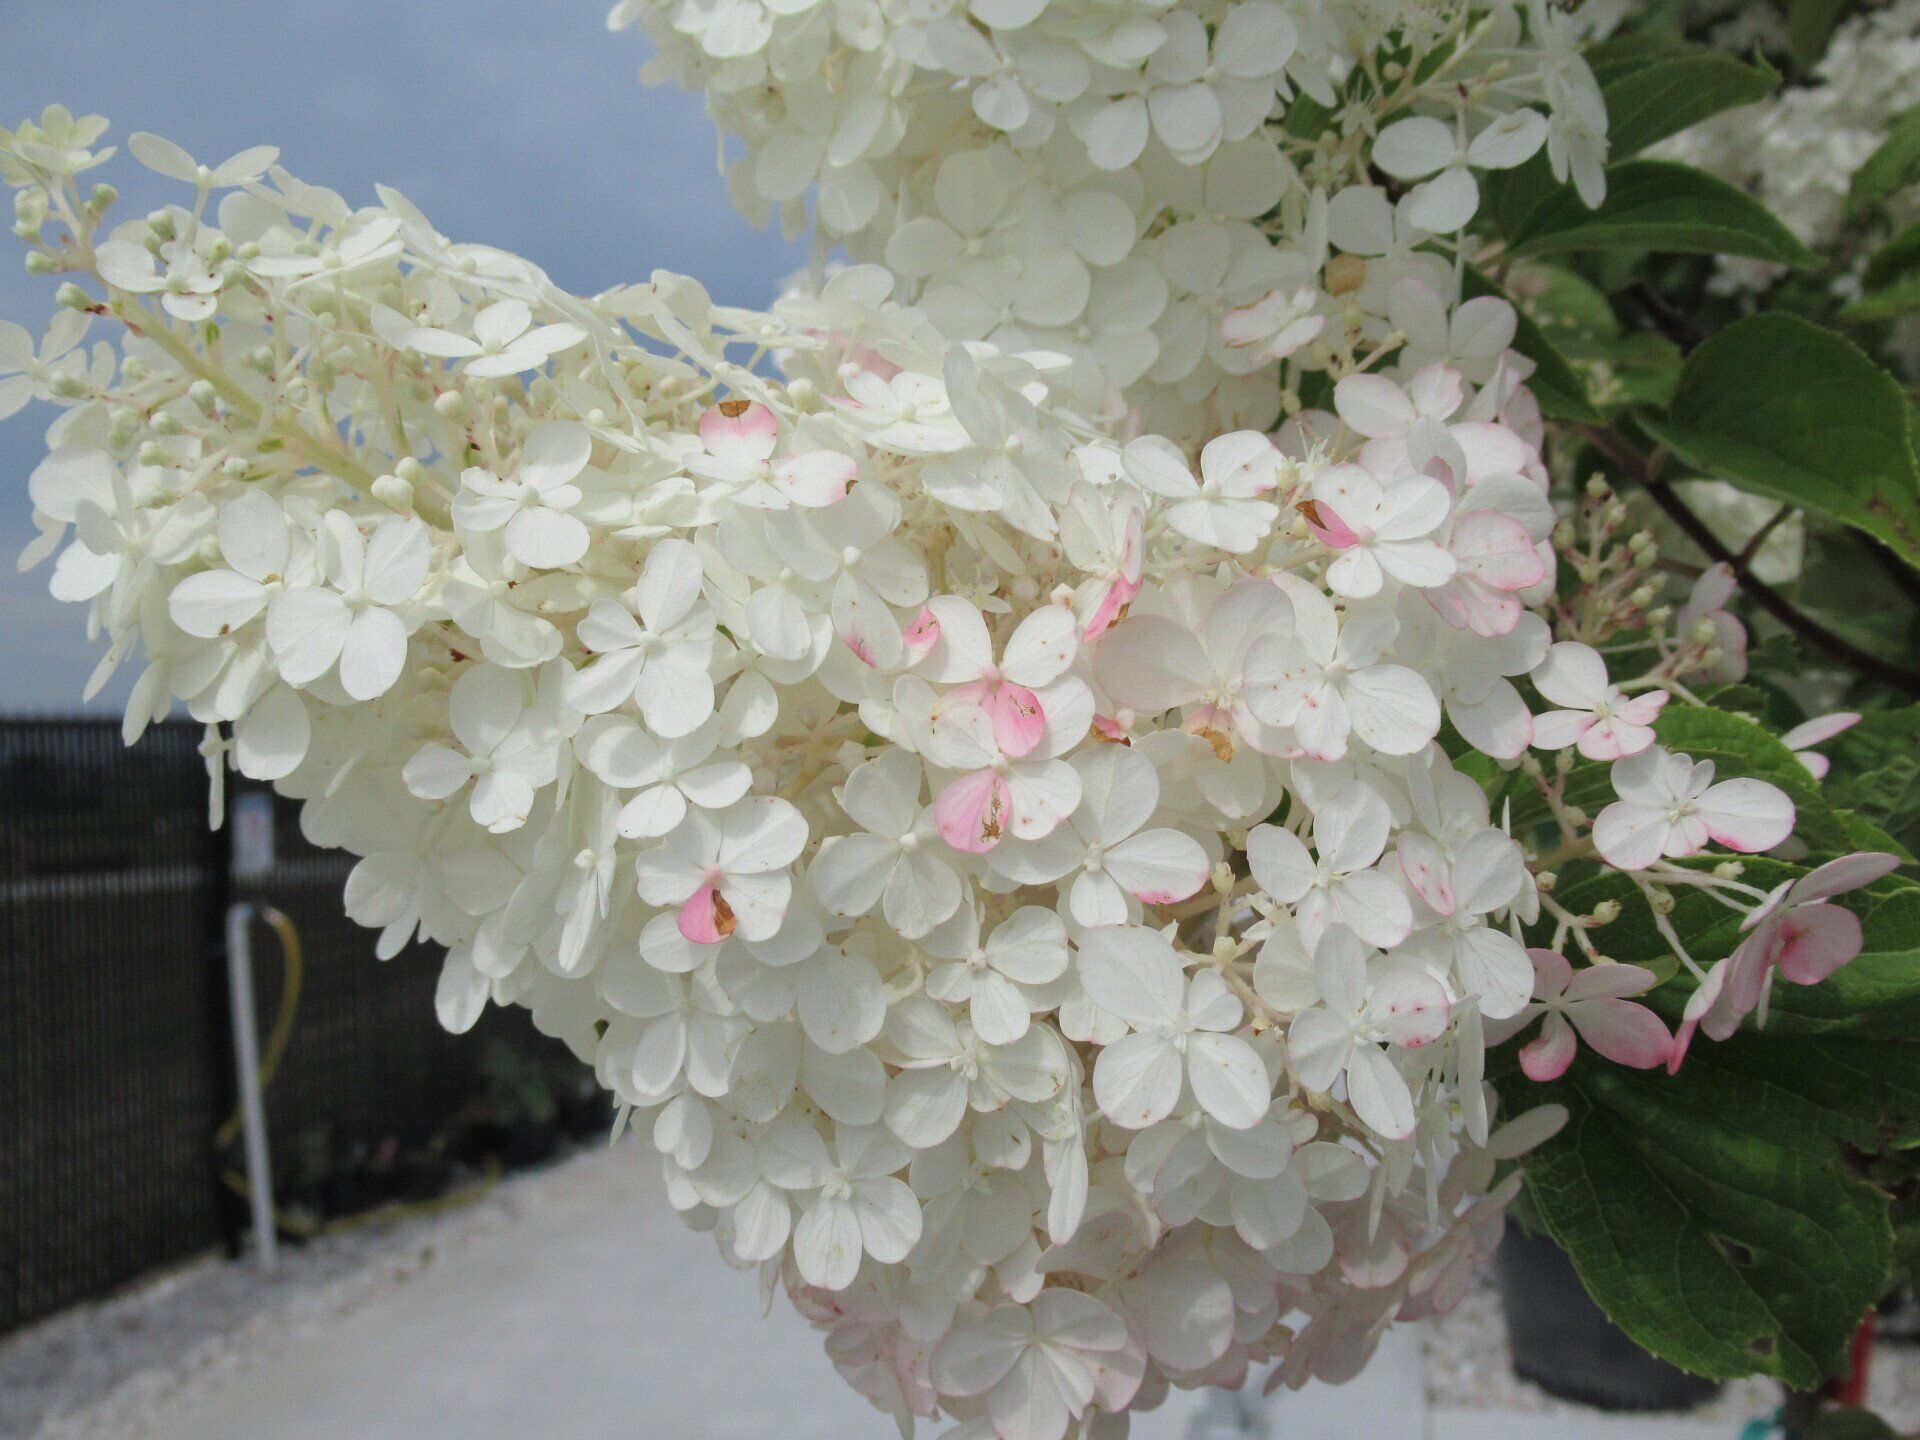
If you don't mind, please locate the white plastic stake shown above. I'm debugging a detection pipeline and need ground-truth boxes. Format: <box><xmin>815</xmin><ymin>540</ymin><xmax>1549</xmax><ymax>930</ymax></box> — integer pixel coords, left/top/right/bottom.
<box><xmin>224</xmin><ymin>901</ymin><xmax>278</xmax><ymax>1272</ymax></box>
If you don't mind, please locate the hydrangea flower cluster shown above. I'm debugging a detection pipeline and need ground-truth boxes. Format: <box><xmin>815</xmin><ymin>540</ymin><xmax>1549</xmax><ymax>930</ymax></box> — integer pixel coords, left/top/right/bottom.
<box><xmin>1654</xmin><ymin>0</ymin><xmax>1920</xmax><ymax>295</ymax></box>
<box><xmin>614</xmin><ymin>0</ymin><xmax>1613</xmax><ymax>437</ymax></box>
<box><xmin>1</xmin><ymin>11</ymin><xmax>1895</xmax><ymax>1433</ymax></box>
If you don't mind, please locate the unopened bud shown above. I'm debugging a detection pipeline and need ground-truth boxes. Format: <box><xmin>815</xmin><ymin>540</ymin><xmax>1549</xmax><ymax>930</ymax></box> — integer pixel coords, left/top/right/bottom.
<box><xmin>434</xmin><ymin>389</ymin><xmax>468</xmax><ymax>421</ymax></box>
<box><xmin>221</xmin><ymin>456</ymin><xmax>251</xmax><ymax>478</ymax></box>
<box><xmin>54</xmin><ymin>281</ymin><xmax>90</xmax><ymax>310</ymax></box>
<box><xmin>1585</xmin><ymin>475</ymin><xmax>1612</xmax><ymax>500</ymax></box>
<box><xmin>1211</xmin><ymin>860</ymin><xmax>1235</xmax><ymax>895</ymax></box>
<box><xmin>146</xmin><ymin>209</ymin><xmax>175</xmax><ymax>240</ymax></box>
<box><xmin>150</xmin><ymin>410</ymin><xmax>184</xmax><ymax>436</ymax></box>
<box><xmin>24</xmin><ymin>251</ymin><xmax>55</xmax><ymax>275</ymax></box>
<box><xmin>1536</xmin><ymin>870</ymin><xmax>1558</xmax><ymax>893</ymax></box>
<box><xmin>47</xmin><ymin>371</ymin><xmax>86</xmax><ymax>400</ymax></box>
<box><xmin>137</xmin><ymin>440</ymin><xmax>167</xmax><ymax>467</ymax></box>
<box><xmin>14</xmin><ymin>188</ymin><xmax>47</xmax><ymax>229</ymax></box>
<box><xmin>1630</xmin><ymin>584</ymin><xmax>1656</xmax><ymax>609</ymax></box>
<box><xmin>395</xmin><ymin>456</ymin><xmax>427</xmax><ymax>484</ymax></box>
<box><xmin>1591</xmin><ymin>899</ymin><xmax>1622</xmax><ymax>925</ymax></box>
<box><xmin>88</xmin><ymin>182</ymin><xmax>117</xmax><ymax>211</ymax></box>
<box><xmin>371</xmin><ymin>473</ymin><xmax>415</xmax><ymax>511</ymax></box>
<box><xmin>785</xmin><ymin>377</ymin><xmax>819</xmax><ymax>411</ymax></box>
<box><xmin>187</xmin><ymin>379</ymin><xmax>219</xmax><ymax>415</ymax></box>
<box><xmin>1325</xmin><ymin>253</ymin><xmax>1366</xmax><ymax>296</ymax></box>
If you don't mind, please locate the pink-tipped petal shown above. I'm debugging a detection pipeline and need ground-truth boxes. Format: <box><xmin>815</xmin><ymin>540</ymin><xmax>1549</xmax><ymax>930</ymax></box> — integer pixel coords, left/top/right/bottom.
<box><xmin>1570</xmin><ymin>999</ymin><xmax>1672</xmax><ymax>1070</ymax></box>
<box><xmin>679</xmin><ymin>881</ymin><xmax>736</xmax><ymax>945</ymax></box>
<box><xmin>1518</xmin><ymin>1012</ymin><xmax>1577</xmax><ymax>1080</ymax></box>
<box><xmin>1699</xmin><ymin>778</ymin><xmax>1794</xmax><ymax>854</ymax></box>
<box><xmin>1452</xmin><ymin>511</ymin><xmax>1543</xmax><ymax>591</ymax></box>
<box><xmin>904</xmin><ymin>606</ymin><xmax>941</xmax><ymax>663</ymax></box>
<box><xmin>935</xmin><ymin>769</ymin><xmax>1013</xmax><ymax>854</ymax></box>
<box><xmin>1398</xmin><ymin>833</ymin><xmax>1456</xmax><ymax>916</ymax></box>
<box><xmin>1775</xmin><ymin>903</ymin><xmax>1866</xmax><ymax>986</ymax></box>
<box><xmin>1300</xmin><ymin>498</ymin><xmax>1366</xmax><ymax>550</ymax></box>
<box><xmin>1791</xmin><ymin>852</ymin><xmax>1901</xmax><ymax>905</ymax></box>
<box><xmin>1525</xmin><ymin>947</ymin><xmax>1573</xmax><ymax>999</ymax></box>
<box><xmin>699</xmin><ymin>397</ymin><xmax>778</xmax><ymax>463</ymax></box>
<box><xmin>1083</xmin><ymin>573</ymin><xmax>1142</xmax><ymax>641</ymax></box>
<box><xmin>1782</xmin><ymin>711</ymin><xmax>1862</xmax><ymax>750</ymax></box>
<box><xmin>982</xmin><ymin>681</ymin><xmax>1047</xmax><ymax>758</ymax></box>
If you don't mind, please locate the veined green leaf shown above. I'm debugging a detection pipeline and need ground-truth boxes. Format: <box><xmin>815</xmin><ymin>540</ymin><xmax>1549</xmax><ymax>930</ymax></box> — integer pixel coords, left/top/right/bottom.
<box><xmin>1640</xmin><ymin>313</ymin><xmax>1920</xmax><ymax>566</ymax></box>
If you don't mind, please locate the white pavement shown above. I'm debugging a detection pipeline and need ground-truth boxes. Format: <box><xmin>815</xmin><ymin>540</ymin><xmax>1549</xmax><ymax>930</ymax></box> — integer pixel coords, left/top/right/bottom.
<box><xmin>129</xmin><ymin>1146</ymin><xmax>1746</xmax><ymax>1440</ymax></box>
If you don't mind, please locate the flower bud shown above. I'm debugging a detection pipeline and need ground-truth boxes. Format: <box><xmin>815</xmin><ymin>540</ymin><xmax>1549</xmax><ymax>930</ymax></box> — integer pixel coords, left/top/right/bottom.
<box><xmin>187</xmin><ymin>380</ymin><xmax>219</xmax><ymax>415</ymax></box>
<box><xmin>137</xmin><ymin>440</ymin><xmax>167</xmax><ymax>467</ymax></box>
<box><xmin>434</xmin><ymin>390</ymin><xmax>468</xmax><ymax>421</ymax></box>
<box><xmin>55</xmin><ymin>281</ymin><xmax>90</xmax><ymax>310</ymax></box>
<box><xmin>151</xmin><ymin>410</ymin><xmax>185</xmax><ymax>436</ymax></box>
<box><xmin>146</xmin><ymin>209</ymin><xmax>175</xmax><ymax>240</ymax></box>
<box><xmin>47</xmin><ymin>371</ymin><xmax>86</xmax><ymax>400</ymax></box>
<box><xmin>372</xmin><ymin>473</ymin><xmax>415</xmax><ymax>512</ymax></box>
<box><xmin>1591</xmin><ymin>899</ymin><xmax>1622</xmax><ymax>925</ymax></box>
<box><xmin>88</xmin><ymin>183</ymin><xmax>117</xmax><ymax>211</ymax></box>
<box><xmin>24</xmin><ymin>251</ymin><xmax>55</xmax><ymax>275</ymax></box>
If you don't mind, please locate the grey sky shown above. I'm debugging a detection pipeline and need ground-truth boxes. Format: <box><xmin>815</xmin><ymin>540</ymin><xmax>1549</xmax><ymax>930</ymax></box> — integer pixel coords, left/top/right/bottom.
<box><xmin>0</xmin><ymin>1</ymin><xmax>805</xmax><ymax>714</ymax></box>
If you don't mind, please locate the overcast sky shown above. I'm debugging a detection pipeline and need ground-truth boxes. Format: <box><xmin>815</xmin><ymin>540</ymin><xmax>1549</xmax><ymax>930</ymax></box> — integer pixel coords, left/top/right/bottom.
<box><xmin>0</xmin><ymin>1</ymin><xmax>805</xmax><ymax>714</ymax></box>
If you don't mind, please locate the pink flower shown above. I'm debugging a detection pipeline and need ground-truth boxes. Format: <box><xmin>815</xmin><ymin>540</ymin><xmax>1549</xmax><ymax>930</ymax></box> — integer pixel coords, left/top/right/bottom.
<box><xmin>1669</xmin><ymin>853</ymin><xmax>1900</xmax><ymax>1071</ymax></box>
<box><xmin>1674</xmin><ymin>564</ymin><xmax>1747</xmax><ymax>683</ymax></box>
<box><xmin>1728</xmin><ymin>851</ymin><xmax>1901</xmax><ymax>1007</ymax></box>
<box><xmin>690</xmin><ymin>398</ymin><xmax>857</xmax><ymax>509</ymax></box>
<box><xmin>1592</xmin><ymin>746</ymin><xmax>1794</xmax><ymax>871</ymax></box>
<box><xmin>1426</xmin><ymin>512</ymin><xmax>1542</xmax><ymax>637</ymax></box>
<box><xmin>1782</xmin><ymin>711</ymin><xmax>1861</xmax><ymax>780</ymax></box>
<box><xmin>919</xmin><ymin>598</ymin><xmax>1078</xmax><ymax>758</ymax></box>
<box><xmin>1486</xmin><ymin>950</ymin><xmax>1672</xmax><ymax>1080</ymax></box>
<box><xmin>1529</xmin><ymin>642</ymin><xmax>1666</xmax><ymax>761</ymax></box>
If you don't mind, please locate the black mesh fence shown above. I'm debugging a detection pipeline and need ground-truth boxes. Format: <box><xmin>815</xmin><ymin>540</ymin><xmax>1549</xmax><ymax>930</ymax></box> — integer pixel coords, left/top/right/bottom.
<box><xmin>1</xmin><ymin>719</ymin><xmax>572</xmax><ymax>1336</ymax></box>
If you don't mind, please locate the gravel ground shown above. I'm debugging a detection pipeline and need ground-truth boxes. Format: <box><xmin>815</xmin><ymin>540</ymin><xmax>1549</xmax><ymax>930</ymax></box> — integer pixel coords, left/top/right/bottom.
<box><xmin>10</xmin><ymin>1155</ymin><xmax>1918</xmax><ymax>1440</ymax></box>
<box><xmin>0</xmin><ymin>1153</ymin><xmax>581</xmax><ymax>1440</ymax></box>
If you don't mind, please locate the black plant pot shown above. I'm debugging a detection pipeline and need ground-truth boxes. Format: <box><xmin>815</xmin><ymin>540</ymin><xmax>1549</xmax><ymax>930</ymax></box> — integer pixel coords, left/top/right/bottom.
<box><xmin>1496</xmin><ymin>1227</ymin><xmax>1722</xmax><ymax>1412</ymax></box>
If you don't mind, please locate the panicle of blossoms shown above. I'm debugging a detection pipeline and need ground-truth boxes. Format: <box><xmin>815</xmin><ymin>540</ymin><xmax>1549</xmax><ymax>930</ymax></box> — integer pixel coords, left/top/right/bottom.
<box><xmin>612</xmin><ymin>0</ymin><xmax>1615</xmax><ymax>438</ymax></box>
<box><xmin>1654</xmin><ymin>0</ymin><xmax>1920</xmax><ymax>295</ymax></box>
<box><xmin>1</xmin><ymin>101</ymin><xmax>1887</xmax><ymax>1440</ymax></box>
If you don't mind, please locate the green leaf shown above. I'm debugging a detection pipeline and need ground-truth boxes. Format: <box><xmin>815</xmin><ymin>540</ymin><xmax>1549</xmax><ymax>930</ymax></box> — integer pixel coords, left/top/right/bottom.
<box><xmin>1502</xmin><ymin>1026</ymin><xmax>1908</xmax><ymax>1387</ymax></box>
<box><xmin>1809</xmin><ymin>1412</ymin><xmax>1904</xmax><ymax>1440</ymax></box>
<box><xmin>1602</xmin><ymin>46</ymin><xmax>1777</xmax><ymax>157</ymax></box>
<box><xmin>1847</xmin><ymin>102</ymin><xmax>1920</xmax><ymax>221</ymax></box>
<box><xmin>1585</xmin><ymin>33</ymin><xmax>1692</xmax><ymax>89</ymax></box>
<box><xmin>1640</xmin><ymin>313</ymin><xmax>1920</xmax><ymax>566</ymax></box>
<box><xmin>1841</xmin><ymin>272</ymin><xmax>1920</xmax><ymax>325</ymax></box>
<box><xmin>1504</xmin><ymin>160</ymin><xmax>1820</xmax><ymax>269</ymax></box>
<box><xmin>1790</xmin><ymin>0</ymin><xmax>1853</xmax><ymax>71</ymax></box>
<box><xmin>1462</xmin><ymin>266</ymin><xmax>1601</xmax><ymax>423</ymax></box>
<box><xmin>1863</xmin><ymin>218</ymin><xmax>1920</xmax><ymax>291</ymax></box>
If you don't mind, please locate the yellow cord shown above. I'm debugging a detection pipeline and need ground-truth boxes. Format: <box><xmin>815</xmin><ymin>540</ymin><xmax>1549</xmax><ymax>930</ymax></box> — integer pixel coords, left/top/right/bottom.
<box><xmin>213</xmin><ymin>905</ymin><xmax>303</xmax><ymax>1152</ymax></box>
<box><xmin>215</xmin><ymin>904</ymin><xmax>501</xmax><ymax>1237</ymax></box>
